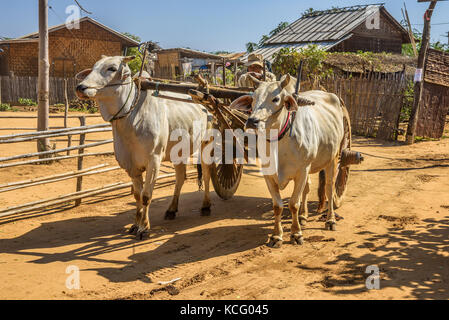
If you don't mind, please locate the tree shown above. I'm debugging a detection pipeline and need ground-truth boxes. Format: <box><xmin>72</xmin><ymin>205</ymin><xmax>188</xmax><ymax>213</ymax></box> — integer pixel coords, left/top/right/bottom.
<box><xmin>246</xmin><ymin>42</ymin><xmax>258</xmax><ymax>53</ymax></box>
<box><xmin>122</xmin><ymin>32</ymin><xmax>142</xmax><ymax>74</ymax></box>
<box><xmin>245</xmin><ymin>22</ymin><xmax>289</xmax><ymax>53</ymax></box>
<box><xmin>402</xmin><ymin>29</ymin><xmax>449</xmax><ymax>56</ymax></box>
<box><xmin>301</xmin><ymin>8</ymin><xmax>317</xmax><ymax>17</ymax></box>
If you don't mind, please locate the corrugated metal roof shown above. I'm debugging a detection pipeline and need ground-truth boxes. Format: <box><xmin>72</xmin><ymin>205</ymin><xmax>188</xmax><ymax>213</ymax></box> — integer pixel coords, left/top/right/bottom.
<box><xmin>241</xmin><ymin>34</ymin><xmax>352</xmax><ymax>64</ymax></box>
<box><xmin>266</xmin><ymin>4</ymin><xmax>381</xmax><ymax>45</ymax></box>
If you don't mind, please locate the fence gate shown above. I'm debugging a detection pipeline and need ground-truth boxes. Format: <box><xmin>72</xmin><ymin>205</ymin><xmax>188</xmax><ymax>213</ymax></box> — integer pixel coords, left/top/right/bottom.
<box><xmin>416</xmin><ymin>48</ymin><xmax>449</xmax><ymax>139</ymax></box>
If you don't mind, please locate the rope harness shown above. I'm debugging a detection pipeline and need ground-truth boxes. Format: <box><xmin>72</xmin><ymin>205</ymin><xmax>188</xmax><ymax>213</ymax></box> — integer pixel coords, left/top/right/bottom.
<box><xmin>266</xmin><ymin>110</ymin><xmax>296</xmax><ymax>142</ymax></box>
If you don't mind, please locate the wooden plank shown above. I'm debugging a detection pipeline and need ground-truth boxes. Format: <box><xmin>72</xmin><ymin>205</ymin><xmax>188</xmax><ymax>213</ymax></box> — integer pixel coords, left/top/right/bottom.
<box><xmin>0</xmin><ymin>152</ymin><xmax>114</xmax><ymax>169</ymax></box>
<box><xmin>0</xmin><ymin>139</ymin><xmax>113</xmax><ymax>163</ymax></box>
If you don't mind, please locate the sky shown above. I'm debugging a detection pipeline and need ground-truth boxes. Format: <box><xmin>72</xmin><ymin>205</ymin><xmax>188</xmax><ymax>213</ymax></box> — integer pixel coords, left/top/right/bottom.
<box><xmin>0</xmin><ymin>0</ymin><xmax>448</xmax><ymax>52</ymax></box>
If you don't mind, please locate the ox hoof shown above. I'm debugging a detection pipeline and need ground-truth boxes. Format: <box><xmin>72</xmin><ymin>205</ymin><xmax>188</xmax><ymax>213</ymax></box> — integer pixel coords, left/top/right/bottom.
<box><xmin>136</xmin><ymin>229</ymin><xmax>150</xmax><ymax>240</ymax></box>
<box><xmin>164</xmin><ymin>210</ymin><xmax>177</xmax><ymax>220</ymax></box>
<box><xmin>291</xmin><ymin>233</ymin><xmax>304</xmax><ymax>245</ymax></box>
<box><xmin>200</xmin><ymin>206</ymin><xmax>211</xmax><ymax>217</ymax></box>
<box><xmin>128</xmin><ymin>224</ymin><xmax>139</xmax><ymax>235</ymax></box>
<box><xmin>325</xmin><ymin>221</ymin><xmax>337</xmax><ymax>231</ymax></box>
<box><xmin>268</xmin><ymin>236</ymin><xmax>283</xmax><ymax>248</ymax></box>
<box><xmin>299</xmin><ymin>216</ymin><xmax>308</xmax><ymax>226</ymax></box>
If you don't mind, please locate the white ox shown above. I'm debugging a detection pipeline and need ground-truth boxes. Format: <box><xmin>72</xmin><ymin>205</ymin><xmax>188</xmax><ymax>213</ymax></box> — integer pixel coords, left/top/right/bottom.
<box><xmin>76</xmin><ymin>55</ymin><xmax>213</xmax><ymax>239</ymax></box>
<box><xmin>231</xmin><ymin>74</ymin><xmax>347</xmax><ymax>248</ymax></box>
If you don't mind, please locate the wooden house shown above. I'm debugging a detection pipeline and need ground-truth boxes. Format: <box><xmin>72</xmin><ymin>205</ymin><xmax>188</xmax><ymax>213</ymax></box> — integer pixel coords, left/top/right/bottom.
<box><xmin>243</xmin><ymin>4</ymin><xmax>411</xmax><ymax>63</ymax></box>
<box><xmin>0</xmin><ymin>17</ymin><xmax>139</xmax><ymax>78</ymax></box>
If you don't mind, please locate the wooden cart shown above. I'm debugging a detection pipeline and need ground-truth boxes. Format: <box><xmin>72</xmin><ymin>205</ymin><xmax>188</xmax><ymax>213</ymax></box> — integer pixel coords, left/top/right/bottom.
<box><xmin>137</xmin><ymin>76</ymin><xmax>362</xmax><ymax>206</ymax></box>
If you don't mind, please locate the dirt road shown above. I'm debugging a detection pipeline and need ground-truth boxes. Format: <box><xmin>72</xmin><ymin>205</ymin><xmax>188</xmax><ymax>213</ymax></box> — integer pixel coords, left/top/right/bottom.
<box><xmin>1</xmin><ymin>112</ymin><xmax>448</xmax><ymax>300</ymax></box>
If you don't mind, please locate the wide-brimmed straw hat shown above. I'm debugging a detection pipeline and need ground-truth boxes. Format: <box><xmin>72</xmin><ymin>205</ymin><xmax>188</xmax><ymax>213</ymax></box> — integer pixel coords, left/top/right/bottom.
<box><xmin>245</xmin><ymin>53</ymin><xmax>264</xmax><ymax>68</ymax></box>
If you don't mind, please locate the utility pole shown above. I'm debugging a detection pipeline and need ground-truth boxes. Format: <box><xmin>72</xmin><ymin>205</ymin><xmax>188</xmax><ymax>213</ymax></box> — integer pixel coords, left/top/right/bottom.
<box><xmin>402</xmin><ymin>3</ymin><xmax>418</xmax><ymax>57</ymax></box>
<box><xmin>37</xmin><ymin>0</ymin><xmax>50</xmax><ymax>155</ymax></box>
<box><xmin>406</xmin><ymin>0</ymin><xmax>438</xmax><ymax>145</ymax></box>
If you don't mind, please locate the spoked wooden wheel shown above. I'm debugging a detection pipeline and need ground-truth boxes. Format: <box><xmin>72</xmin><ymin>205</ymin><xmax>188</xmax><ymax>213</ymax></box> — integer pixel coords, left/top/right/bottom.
<box><xmin>333</xmin><ymin>111</ymin><xmax>351</xmax><ymax>209</ymax></box>
<box><xmin>210</xmin><ymin>160</ymin><xmax>243</xmax><ymax>200</ymax></box>
<box><xmin>209</xmin><ymin>122</ymin><xmax>244</xmax><ymax>200</ymax></box>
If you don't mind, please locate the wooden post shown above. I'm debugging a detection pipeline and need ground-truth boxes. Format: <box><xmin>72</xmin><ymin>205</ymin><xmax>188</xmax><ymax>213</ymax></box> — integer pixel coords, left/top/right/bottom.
<box><xmin>406</xmin><ymin>0</ymin><xmax>438</xmax><ymax>144</ymax></box>
<box><xmin>211</xmin><ymin>62</ymin><xmax>216</xmax><ymax>85</ymax></box>
<box><xmin>263</xmin><ymin>60</ymin><xmax>267</xmax><ymax>81</ymax></box>
<box><xmin>37</xmin><ymin>0</ymin><xmax>50</xmax><ymax>156</ymax></box>
<box><xmin>75</xmin><ymin>116</ymin><xmax>86</xmax><ymax>206</ymax></box>
<box><xmin>64</xmin><ymin>79</ymin><xmax>72</xmax><ymax>155</ymax></box>
<box><xmin>234</xmin><ymin>61</ymin><xmax>238</xmax><ymax>87</ymax></box>
<box><xmin>222</xmin><ymin>58</ymin><xmax>226</xmax><ymax>87</ymax></box>
<box><xmin>0</xmin><ymin>76</ymin><xmax>2</xmax><ymax>105</ymax></box>
<box><xmin>402</xmin><ymin>4</ymin><xmax>418</xmax><ymax>57</ymax></box>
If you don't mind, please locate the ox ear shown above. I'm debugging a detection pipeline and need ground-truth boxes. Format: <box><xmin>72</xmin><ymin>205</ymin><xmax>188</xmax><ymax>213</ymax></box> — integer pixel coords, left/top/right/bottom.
<box><xmin>284</xmin><ymin>95</ymin><xmax>298</xmax><ymax>111</ymax></box>
<box><xmin>122</xmin><ymin>55</ymin><xmax>136</xmax><ymax>64</ymax></box>
<box><xmin>75</xmin><ymin>69</ymin><xmax>92</xmax><ymax>81</ymax></box>
<box><xmin>230</xmin><ymin>95</ymin><xmax>253</xmax><ymax>112</ymax></box>
<box><xmin>280</xmin><ymin>73</ymin><xmax>291</xmax><ymax>89</ymax></box>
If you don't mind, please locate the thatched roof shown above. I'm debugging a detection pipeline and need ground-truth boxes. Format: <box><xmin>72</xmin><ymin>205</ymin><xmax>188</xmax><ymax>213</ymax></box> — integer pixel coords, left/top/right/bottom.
<box><xmin>324</xmin><ymin>53</ymin><xmax>417</xmax><ymax>75</ymax></box>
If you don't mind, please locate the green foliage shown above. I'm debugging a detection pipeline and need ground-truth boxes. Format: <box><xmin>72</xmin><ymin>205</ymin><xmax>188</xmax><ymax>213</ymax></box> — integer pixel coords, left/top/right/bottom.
<box><xmin>123</xmin><ymin>32</ymin><xmax>143</xmax><ymax>75</ymax></box>
<box><xmin>0</xmin><ymin>103</ymin><xmax>11</xmax><ymax>111</ymax></box>
<box><xmin>245</xmin><ymin>22</ymin><xmax>289</xmax><ymax>53</ymax></box>
<box><xmin>400</xmin><ymin>80</ymin><xmax>414</xmax><ymax>122</ymax></box>
<box><xmin>301</xmin><ymin>8</ymin><xmax>317</xmax><ymax>17</ymax></box>
<box><xmin>18</xmin><ymin>98</ymin><xmax>37</xmax><ymax>106</ymax></box>
<box><xmin>246</xmin><ymin>42</ymin><xmax>258</xmax><ymax>53</ymax></box>
<box><xmin>211</xmin><ymin>51</ymin><xmax>232</xmax><ymax>55</ymax></box>
<box><xmin>402</xmin><ymin>29</ymin><xmax>449</xmax><ymax>56</ymax></box>
<box><xmin>69</xmin><ymin>99</ymin><xmax>98</xmax><ymax>114</ymax></box>
<box><xmin>216</xmin><ymin>68</ymin><xmax>236</xmax><ymax>86</ymax></box>
<box><xmin>0</xmin><ymin>103</ymin><xmax>18</xmax><ymax>112</ymax></box>
<box><xmin>272</xmin><ymin>45</ymin><xmax>333</xmax><ymax>82</ymax></box>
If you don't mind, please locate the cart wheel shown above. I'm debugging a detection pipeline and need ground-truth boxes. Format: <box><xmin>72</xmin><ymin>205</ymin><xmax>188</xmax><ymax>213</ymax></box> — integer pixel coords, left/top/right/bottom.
<box><xmin>207</xmin><ymin>116</ymin><xmax>244</xmax><ymax>200</ymax></box>
<box><xmin>333</xmin><ymin>112</ymin><xmax>351</xmax><ymax>209</ymax></box>
<box><xmin>210</xmin><ymin>160</ymin><xmax>243</xmax><ymax>200</ymax></box>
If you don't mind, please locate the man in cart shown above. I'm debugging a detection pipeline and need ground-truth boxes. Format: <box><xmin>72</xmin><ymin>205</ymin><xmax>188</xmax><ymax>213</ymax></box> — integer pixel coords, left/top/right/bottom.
<box><xmin>238</xmin><ymin>53</ymin><xmax>276</xmax><ymax>88</ymax></box>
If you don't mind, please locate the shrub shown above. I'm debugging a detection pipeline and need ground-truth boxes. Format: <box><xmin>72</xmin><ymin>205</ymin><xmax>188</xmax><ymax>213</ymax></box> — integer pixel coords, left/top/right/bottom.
<box><xmin>18</xmin><ymin>98</ymin><xmax>37</xmax><ymax>106</ymax></box>
<box><xmin>0</xmin><ymin>103</ymin><xmax>11</xmax><ymax>111</ymax></box>
<box><xmin>272</xmin><ymin>45</ymin><xmax>333</xmax><ymax>85</ymax></box>
<box><xmin>400</xmin><ymin>80</ymin><xmax>415</xmax><ymax>122</ymax></box>
<box><xmin>69</xmin><ymin>98</ymin><xmax>98</xmax><ymax>113</ymax></box>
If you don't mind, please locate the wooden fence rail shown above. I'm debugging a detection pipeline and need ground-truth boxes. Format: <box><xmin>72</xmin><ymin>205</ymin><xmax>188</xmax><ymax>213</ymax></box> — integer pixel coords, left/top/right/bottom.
<box><xmin>0</xmin><ymin>120</ymin><xmax>197</xmax><ymax>219</ymax></box>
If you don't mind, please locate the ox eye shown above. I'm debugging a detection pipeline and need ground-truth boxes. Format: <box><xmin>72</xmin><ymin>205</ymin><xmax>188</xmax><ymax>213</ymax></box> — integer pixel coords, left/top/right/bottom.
<box><xmin>107</xmin><ymin>67</ymin><xmax>118</xmax><ymax>72</ymax></box>
<box><xmin>272</xmin><ymin>97</ymin><xmax>280</xmax><ymax>103</ymax></box>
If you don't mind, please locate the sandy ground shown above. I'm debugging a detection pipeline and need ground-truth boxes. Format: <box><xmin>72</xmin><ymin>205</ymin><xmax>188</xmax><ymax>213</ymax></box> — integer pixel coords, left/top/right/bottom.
<box><xmin>0</xmin><ymin>111</ymin><xmax>449</xmax><ymax>300</ymax></box>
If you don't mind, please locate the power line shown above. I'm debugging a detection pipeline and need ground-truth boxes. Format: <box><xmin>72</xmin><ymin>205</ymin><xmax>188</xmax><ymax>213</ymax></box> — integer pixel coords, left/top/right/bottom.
<box><xmin>412</xmin><ymin>22</ymin><xmax>449</xmax><ymax>25</ymax></box>
<box><xmin>73</xmin><ymin>0</ymin><xmax>92</xmax><ymax>15</ymax></box>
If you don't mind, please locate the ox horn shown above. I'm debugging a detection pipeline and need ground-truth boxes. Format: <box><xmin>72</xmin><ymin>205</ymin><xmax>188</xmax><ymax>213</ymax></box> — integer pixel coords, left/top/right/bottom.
<box><xmin>280</xmin><ymin>74</ymin><xmax>291</xmax><ymax>89</ymax></box>
<box><xmin>122</xmin><ymin>55</ymin><xmax>136</xmax><ymax>63</ymax></box>
<box><xmin>75</xmin><ymin>68</ymin><xmax>92</xmax><ymax>81</ymax></box>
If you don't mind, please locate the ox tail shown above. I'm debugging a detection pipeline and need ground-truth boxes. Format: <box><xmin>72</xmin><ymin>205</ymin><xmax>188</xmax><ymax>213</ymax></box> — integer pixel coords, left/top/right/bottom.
<box><xmin>196</xmin><ymin>164</ymin><xmax>203</xmax><ymax>191</ymax></box>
